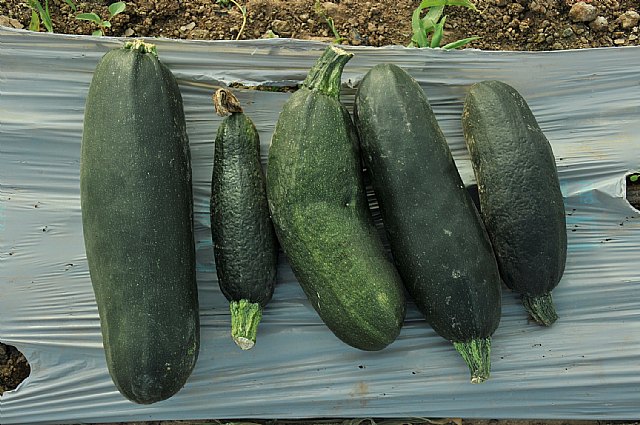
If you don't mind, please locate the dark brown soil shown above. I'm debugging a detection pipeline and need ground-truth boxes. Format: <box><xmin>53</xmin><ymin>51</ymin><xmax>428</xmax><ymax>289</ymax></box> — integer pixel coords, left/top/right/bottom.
<box><xmin>0</xmin><ymin>342</ymin><xmax>31</xmax><ymax>394</ymax></box>
<box><xmin>1</xmin><ymin>0</ymin><xmax>639</xmax><ymax>50</ymax></box>
<box><xmin>626</xmin><ymin>173</ymin><xmax>640</xmax><ymax>210</ymax></box>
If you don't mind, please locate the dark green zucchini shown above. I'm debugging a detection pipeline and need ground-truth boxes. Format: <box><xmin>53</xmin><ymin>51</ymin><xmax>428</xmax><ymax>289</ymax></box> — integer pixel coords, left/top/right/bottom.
<box><xmin>266</xmin><ymin>46</ymin><xmax>406</xmax><ymax>351</ymax></box>
<box><xmin>462</xmin><ymin>80</ymin><xmax>567</xmax><ymax>326</ymax></box>
<box><xmin>210</xmin><ymin>88</ymin><xmax>278</xmax><ymax>350</ymax></box>
<box><xmin>81</xmin><ymin>40</ymin><xmax>199</xmax><ymax>404</ymax></box>
<box><xmin>353</xmin><ymin>63</ymin><xmax>502</xmax><ymax>383</ymax></box>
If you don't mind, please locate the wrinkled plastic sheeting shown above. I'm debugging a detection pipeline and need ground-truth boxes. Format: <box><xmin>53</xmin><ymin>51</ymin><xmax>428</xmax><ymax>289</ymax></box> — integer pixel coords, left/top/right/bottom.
<box><xmin>1</xmin><ymin>27</ymin><xmax>639</xmax><ymax>424</ymax></box>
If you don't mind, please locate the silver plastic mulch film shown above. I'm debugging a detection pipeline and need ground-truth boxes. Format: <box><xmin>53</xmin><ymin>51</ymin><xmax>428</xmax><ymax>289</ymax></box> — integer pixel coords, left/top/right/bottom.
<box><xmin>1</xmin><ymin>27</ymin><xmax>639</xmax><ymax>424</ymax></box>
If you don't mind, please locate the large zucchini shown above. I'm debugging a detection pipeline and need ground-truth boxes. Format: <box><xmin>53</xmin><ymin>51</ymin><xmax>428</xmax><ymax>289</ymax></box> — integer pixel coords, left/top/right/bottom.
<box><xmin>353</xmin><ymin>63</ymin><xmax>502</xmax><ymax>382</ymax></box>
<box><xmin>210</xmin><ymin>88</ymin><xmax>278</xmax><ymax>350</ymax></box>
<box><xmin>80</xmin><ymin>40</ymin><xmax>199</xmax><ymax>404</ymax></box>
<box><xmin>266</xmin><ymin>46</ymin><xmax>406</xmax><ymax>351</ymax></box>
<box><xmin>462</xmin><ymin>80</ymin><xmax>567</xmax><ymax>326</ymax></box>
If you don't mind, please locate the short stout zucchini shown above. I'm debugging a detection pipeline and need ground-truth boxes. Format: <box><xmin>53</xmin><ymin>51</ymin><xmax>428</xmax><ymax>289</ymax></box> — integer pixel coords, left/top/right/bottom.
<box><xmin>462</xmin><ymin>80</ymin><xmax>567</xmax><ymax>326</ymax></box>
<box><xmin>81</xmin><ymin>40</ymin><xmax>199</xmax><ymax>404</ymax></box>
<box><xmin>266</xmin><ymin>46</ymin><xmax>406</xmax><ymax>351</ymax></box>
<box><xmin>210</xmin><ymin>88</ymin><xmax>278</xmax><ymax>350</ymax></box>
<box><xmin>354</xmin><ymin>64</ymin><xmax>502</xmax><ymax>383</ymax></box>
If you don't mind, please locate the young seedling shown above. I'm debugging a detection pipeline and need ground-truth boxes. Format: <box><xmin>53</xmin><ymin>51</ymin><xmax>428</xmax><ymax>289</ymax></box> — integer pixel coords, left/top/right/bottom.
<box><xmin>315</xmin><ymin>0</ymin><xmax>345</xmax><ymax>44</ymax></box>
<box><xmin>217</xmin><ymin>0</ymin><xmax>248</xmax><ymax>40</ymax></box>
<box><xmin>76</xmin><ymin>1</ymin><xmax>126</xmax><ymax>36</ymax></box>
<box><xmin>409</xmin><ymin>0</ymin><xmax>480</xmax><ymax>49</ymax></box>
<box><xmin>27</xmin><ymin>0</ymin><xmax>76</xmax><ymax>33</ymax></box>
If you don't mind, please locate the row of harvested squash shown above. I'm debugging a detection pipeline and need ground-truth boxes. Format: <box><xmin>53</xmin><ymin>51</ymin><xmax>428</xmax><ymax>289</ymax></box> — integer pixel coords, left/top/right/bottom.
<box><xmin>80</xmin><ymin>40</ymin><xmax>566</xmax><ymax>405</ymax></box>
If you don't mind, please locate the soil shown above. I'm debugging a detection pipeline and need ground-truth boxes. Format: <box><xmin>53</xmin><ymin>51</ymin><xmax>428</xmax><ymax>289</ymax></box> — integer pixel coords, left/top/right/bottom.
<box><xmin>0</xmin><ymin>342</ymin><xmax>31</xmax><ymax>394</ymax></box>
<box><xmin>0</xmin><ymin>0</ymin><xmax>639</xmax><ymax>50</ymax></box>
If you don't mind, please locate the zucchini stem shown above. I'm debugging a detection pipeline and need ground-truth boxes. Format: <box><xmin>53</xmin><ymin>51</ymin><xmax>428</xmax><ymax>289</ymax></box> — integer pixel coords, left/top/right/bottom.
<box><xmin>302</xmin><ymin>45</ymin><xmax>353</xmax><ymax>99</ymax></box>
<box><xmin>230</xmin><ymin>299</ymin><xmax>263</xmax><ymax>350</ymax></box>
<box><xmin>213</xmin><ymin>88</ymin><xmax>244</xmax><ymax>117</ymax></box>
<box><xmin>453</xmin><ymin>337</ymin><xmax>491</xmax><ymax>384</ymax></box>
<box><xmin>123</xmin><ymin>39</ymin><xmax>158</xmax><ymax>57</ymax></box>
<box><xmin>522</xmin><ymin>292</ymin><xmax>558</xmax><ymax>326</ymax></box>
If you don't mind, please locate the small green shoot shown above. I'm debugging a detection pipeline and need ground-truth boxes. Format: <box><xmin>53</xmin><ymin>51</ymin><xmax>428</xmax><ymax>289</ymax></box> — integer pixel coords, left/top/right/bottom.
<box><xmin>630</xmin><ymin>174</ymin><xmax>639</xmax><ymax>183</ymax></box>
<box><xmin>76</xmin><ymin>1</ymin><xmax>126</xmax><ymax>36</ymax></box>
<box><xmin>409</xmin><ymin>0</ymin><xmax>480</xmax><ymax>49</ymax></box>
<box><xmin>216</xmin><ymin>0</ymin><xmax>247</xmax><ymax>40</ymax></box>
<box><xmin>27</xmin><ymin>0</ymin><xmax>75</xmax><ymax>33</ymax></box>
<box><xmin>315</xmin><ymin>0</ymin><xmax>346</xmax><ymax>44</ymax></box>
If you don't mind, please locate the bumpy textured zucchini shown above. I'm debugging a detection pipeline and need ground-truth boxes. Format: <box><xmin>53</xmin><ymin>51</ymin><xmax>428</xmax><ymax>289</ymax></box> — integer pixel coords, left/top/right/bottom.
<box><xmin>462</xmin><ymin>80</ymin><xmax>567</xmax><ymax>326</ymax></box>
<box><xmin>210</xmin><ymin>88</ymin><xmax>278</xmax><ymax>350</ymax></box>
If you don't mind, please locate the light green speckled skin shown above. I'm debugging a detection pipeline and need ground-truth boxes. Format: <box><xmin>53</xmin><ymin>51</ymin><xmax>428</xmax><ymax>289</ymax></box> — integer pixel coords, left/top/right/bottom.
<box><xmin>80</xmin><ymin>44</ymin><xmax>199</xmax><ymax>404</ymax></box>
<box><xmin>266</xmin><ymin>47</ymin><xmax>406</xmax><ymax>351</ymax></box>
<box><xmin>462</xmin><ymin>80</ymin><xmax>567</xmax><ymax>326</ymax></box>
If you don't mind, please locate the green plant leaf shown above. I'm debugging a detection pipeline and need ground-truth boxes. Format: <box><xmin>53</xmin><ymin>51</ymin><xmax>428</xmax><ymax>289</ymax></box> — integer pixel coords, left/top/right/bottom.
<box><xmin>29</xmin><ymin>0</ymin><xmax>53</xmax><ymax>32</ymax></box>
<box><xmin>92</xmin><ymin>29</ymin><xmax>104</xmax><ymax>36</ymax></box>
<box><xmin>76</xmin><ymin>12</ymin><xmax>102</xmax><ymax>23</ymax></box>
<box><xmin>631</xmin><ymin>175</ymin><xmax>639</xmax><ymax>182</ymax></box>
<box><xmin>418</xmin><ymin>0</ymin><xmax>477</xmax><ymax>11</ymax></box>
<box><xmin>419</xmin><ymin>18</ymin><xmax>436</xmax><ymax>35</ymax></box>
<box><xmin>410</xmin><ymin>0</ymin><xmax>477</xmax><ymax>47</ymax></box>
<box><xmin>108</xmin><ymin>1</ymin><xmax>126</xmax><ymax>17</ymax></box>
<box><xmin>442</xmin><ymin>35</ymin><xmax>480</xmax><ymax>50</ymax></box>
<box><xmin>430</xmin><ymin>14</ymin><xmax>446</xmax><ymax>47</ymax></box>
<box><xmin>29</xmin><ymin>9</ymin><xmax>40</xmax><ymax>32</ymax></box>
<box><xmin>64</xmin><ymin>0</ymin><xmax>77</xmax><ymax>12</ymax></box>
<box><xmin>102</xmin><ymin>20</ymin><xmax>112</xmax><ymax>28</ymax></box>
<box><xmin>41</xmin><ymin>0</ymin><xmax>54</xmax><ymax>32</ymax></box>
<box><xmin>410</xmin><ymin>5</ymin><xmax>429</xmax><ymax>47</ymax></box>
<box><xmin>422</xmin><ymin>5</ymin><xmax>444</xmax><ymax>28</ymax></box>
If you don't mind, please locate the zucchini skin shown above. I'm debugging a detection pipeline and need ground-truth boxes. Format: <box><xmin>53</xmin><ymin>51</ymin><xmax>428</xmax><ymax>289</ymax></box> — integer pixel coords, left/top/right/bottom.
<box><xmin>81</xmin><ymin>43</ymin><xmax>199</xmax><ymax>404</ymax></box>
<box><xmin>266</xmin><ymin>47</ymin><xmax>406</xmax><ymax>352</ymax></box>
<box><xmin>210</xmin><ymin>95</ymin><xmax>278</xmax><ymax>349</ymax></box>
<box><xmin>354</xmin><ymin>64</ymin><xmax>502</xmax><ymax>381</ymax></box>
<box><xmin>462</xmin><ymin>80</ymin><xmax>567</xmax><ymax>326</ymax></box>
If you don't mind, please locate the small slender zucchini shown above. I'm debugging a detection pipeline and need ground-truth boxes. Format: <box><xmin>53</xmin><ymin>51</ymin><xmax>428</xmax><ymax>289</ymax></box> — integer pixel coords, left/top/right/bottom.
<box><xmin>81</xmin><ymin>40</ymin><xmax>199</xmax><ymax>404</ymax></box>
<box><xmin>462</xmin><ymin>80</ymin><xmax>567</xmax><ymax>326</ymax></box>
<box><xmin>210</xmin><ymin>88</ymin><xmax>278</xmax><ymax>350</ymax></box>
<box><xmin>354</xmin><ymin>63</ymin><xmax>502</xmax><ymax>383</ymax></box>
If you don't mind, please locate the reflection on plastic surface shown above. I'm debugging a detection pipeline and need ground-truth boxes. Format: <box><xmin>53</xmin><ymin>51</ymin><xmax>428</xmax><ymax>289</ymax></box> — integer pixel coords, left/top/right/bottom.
<box><xmin>1</xmin><ymin>27</ymin><xmax>640</xmax><ymax>424</ymax></box>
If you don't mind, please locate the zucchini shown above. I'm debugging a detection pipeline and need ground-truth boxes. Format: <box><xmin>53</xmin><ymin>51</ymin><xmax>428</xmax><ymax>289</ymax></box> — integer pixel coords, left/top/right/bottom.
<box><xmin>80</xmin><ymin>40</ymin><xmax>199</xmax><ymax>404</ymax></box>
<box><xmin>353</xmin><ymin>63</ymin><xmax>502</xmax><ymax>383</ymax></box>
<box><xmin>210</xmin><ymin>88</ymin><xmax>278</xmax><ymax>350</ymax></box>
<box><xmin>266</xmin><ymin>46</ymin><xmax>406</xmax><ymax>351</ymax></box>
<box><xmin>462</xmin><ymin>80</ymin><xmax>567</xmax><ymax>326</ymax></box>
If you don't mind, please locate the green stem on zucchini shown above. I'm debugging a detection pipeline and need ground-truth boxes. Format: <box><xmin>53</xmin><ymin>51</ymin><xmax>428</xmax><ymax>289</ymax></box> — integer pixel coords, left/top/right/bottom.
<box><xmin>123</xmin><ymin>39</ymin><xmax>158</xmax><ymax>57</ymax></box>
<box><xmin>302</xmin><ymin>45</ymin><xmax>353</xmax><ymax>99</ymax></box>
<box><xmin>522</xmin><ymin>292</ymin><xmax>558</xmax><ymax>326</ymax></box>
<box><xmin>230</xmin><ymin>299</ymin><xmax>263</xmax><ymax>350</ymax></box>
<box><xmin>453</xmin><ymin>337</ymin><xmax>491</xmax><ymax>384</ymax></box>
